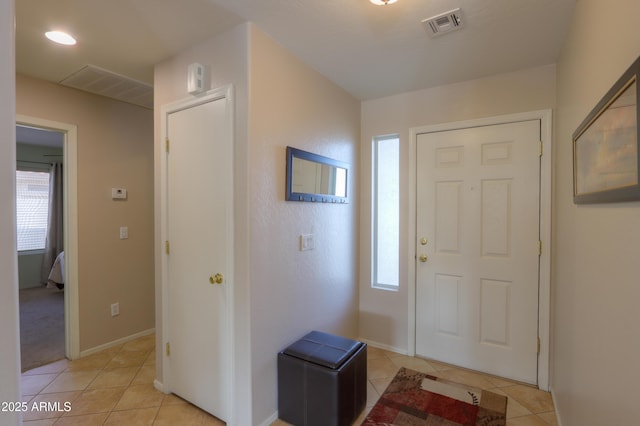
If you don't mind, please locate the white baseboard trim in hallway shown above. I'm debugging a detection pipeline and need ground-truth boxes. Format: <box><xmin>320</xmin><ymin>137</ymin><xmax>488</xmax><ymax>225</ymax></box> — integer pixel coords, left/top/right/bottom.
<box><xmin>358</xmin><ymin>337</ymin><xmax>407</xmax><ymax>356</ymax></box>
<box><xmin>260</xmin><ymin>411</ymin><xmax>279</xmax><ymax>426</ymax></box>
<box><xmin>154</xmin><ymin>379</ymin><xmax>166</xmax><ymax>393</ymax></box>
<box><xmin>551</xmin><ymin>388</ymin><xmax>563</xmax><ymax>426</ymax></box>
<box><xmin>79</xmin><ymin>328</ymin><xmax>155</xmax><ymax>358</ymax></box>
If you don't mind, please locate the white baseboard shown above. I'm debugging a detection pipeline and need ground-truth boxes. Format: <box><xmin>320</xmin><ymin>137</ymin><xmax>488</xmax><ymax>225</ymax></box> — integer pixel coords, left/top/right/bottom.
<box><xmin>259</xmin><ymin>411</ymin><xmax>279</xmax><ymax>426</ymax></box>
<box><xmin>79</xmin><ymin>328</ymin><xmax>155</xmax><ymax>358</ymax></box>
<box><xmin>358</xmin><ymin>337</ymin><xmax>407</xmax><ymax>356</ymax></box>
<box><xmin>550</xmin><ymin>387</ymin><xmax>563</xmax><ymax>426</ymax></box>
<box><xmin>154</xmin><ymin>379</ymin><xmax>167</xmax><ymax>394</ymax></box>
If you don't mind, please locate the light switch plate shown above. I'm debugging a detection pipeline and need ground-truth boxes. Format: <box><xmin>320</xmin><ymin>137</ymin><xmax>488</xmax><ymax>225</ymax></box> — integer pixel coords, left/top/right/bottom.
<box><xmin>119</xmin><ymin>226</ymin><xmax>128</xmax><ymax>239</ymax></box>
<box><xmin>300</xmin><ymin>234</ymin><xmax>315</xmax><ymax>251</ymax></box>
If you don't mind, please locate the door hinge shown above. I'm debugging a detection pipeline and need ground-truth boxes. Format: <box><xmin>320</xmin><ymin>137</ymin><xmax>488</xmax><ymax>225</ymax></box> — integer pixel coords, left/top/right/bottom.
<box><xmin>165</xmin><ymin>240</ymin><xmax>170</xmax><ymax>255</ymax></box>
<box><xmin>537</xmin><ymin>337</ymin><xmax>541</xmax><ymax>354</ymax></box>
<box><xmin>538</xmin><ymin>141</ymin><xmax>543</xmax><ymax>157</ymax></box>
<box><xmin>166</xmin><ymin>342</ymin><xmax>171</xmax><ymax>357</ymax></box>
<box><xmin>165</xmin><ymin>137</ymin><xmax>170</xmax><ymax>153</ymax></box>
<box><xmin>538</xmin><ymin>240</ymin><xmax>542</xmax><ymax>256</ymax></box>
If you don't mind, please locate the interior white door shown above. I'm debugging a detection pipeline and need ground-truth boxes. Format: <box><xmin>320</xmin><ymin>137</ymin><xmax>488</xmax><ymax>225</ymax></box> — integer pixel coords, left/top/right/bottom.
<box><xmin>415</xmin><ymin>120</ymin><xmax>540</xmax><ymax>384</ymax></box>
<box><xmin>166</xmin><ymin>96</ymin><xmax>231</xmax><ymax>420</ymax></box>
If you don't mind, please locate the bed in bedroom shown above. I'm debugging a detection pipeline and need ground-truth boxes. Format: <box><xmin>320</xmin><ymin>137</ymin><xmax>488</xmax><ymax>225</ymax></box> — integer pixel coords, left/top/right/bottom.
<box><xmin>47</xmin><ymin>251</ymin><xmax>65</xmax><ymax>290</ymax></box>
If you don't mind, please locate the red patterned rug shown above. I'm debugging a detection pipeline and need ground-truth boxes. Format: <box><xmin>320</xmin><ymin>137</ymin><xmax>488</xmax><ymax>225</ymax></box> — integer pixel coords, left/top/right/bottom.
<box><xmin>363</xmin><ymin>367</ymin><xmax>507</xmax><ymax>425</ymax></box>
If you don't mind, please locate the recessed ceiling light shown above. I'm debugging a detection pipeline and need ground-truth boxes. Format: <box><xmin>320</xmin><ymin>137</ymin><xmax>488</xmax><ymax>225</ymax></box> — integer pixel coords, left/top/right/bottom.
<box><xmin>45</xmin><ymin>31</ymin><xmax>77</xmax><ymax>46</ymax></box>
<box><xmin>370</xmin><ymin>0</ymin><xmax>398</xmax><ymax>5</ymax></box>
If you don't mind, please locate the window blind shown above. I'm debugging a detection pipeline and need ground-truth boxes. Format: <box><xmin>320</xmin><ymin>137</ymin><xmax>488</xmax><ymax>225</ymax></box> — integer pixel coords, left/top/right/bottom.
<box><xmin>16</xmin><ymin>170</ymin><xmax>50</xmax><ymax>251</ymax></box>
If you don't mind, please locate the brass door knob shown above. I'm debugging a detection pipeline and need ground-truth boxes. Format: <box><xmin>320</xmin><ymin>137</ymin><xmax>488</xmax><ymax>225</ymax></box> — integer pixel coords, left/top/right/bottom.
<box><xmin>419</xmin><ymin>254</ymin><xmax>428</xmax><ymax>263</ymax></box>
<box><xmin>209</xmin><ymin>273</ymin><xmax>224</xmax><ymax>284</ymax></box>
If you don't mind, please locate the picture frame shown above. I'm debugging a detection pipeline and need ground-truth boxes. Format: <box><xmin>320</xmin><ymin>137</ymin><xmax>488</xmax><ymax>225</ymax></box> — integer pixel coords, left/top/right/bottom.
<box><xmin>573</xmin><ymin>56</ymin><xmax>640</xmax><ymax>204</ymax></box>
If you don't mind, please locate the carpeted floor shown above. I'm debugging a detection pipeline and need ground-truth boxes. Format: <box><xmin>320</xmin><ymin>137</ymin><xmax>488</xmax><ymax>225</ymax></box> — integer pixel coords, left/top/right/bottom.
<box><xmin>19</xmin><ymin>285</ymin><xmax>65</xmax><ymax>372</ymax></box>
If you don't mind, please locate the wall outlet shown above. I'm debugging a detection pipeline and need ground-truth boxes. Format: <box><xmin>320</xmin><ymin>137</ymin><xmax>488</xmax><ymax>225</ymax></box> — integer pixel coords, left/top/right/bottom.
<box><xmin>111</xmin><ymin>302</ymin><xmax>120</xmax><ymax>317</ymax></box>
<box><xmin>111</xmin><ymin>188</ymin><xmax>127</xmax><ymax>200</ymax></box>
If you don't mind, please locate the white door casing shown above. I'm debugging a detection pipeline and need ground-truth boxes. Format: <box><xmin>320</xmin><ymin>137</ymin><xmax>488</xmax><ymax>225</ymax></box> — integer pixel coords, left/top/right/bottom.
<box><xmin>408</xmin><ymin>111</ymin><xmax>552</xmax><ymax>390</ymax></box>
<box><xmin>160</xmin><ymin>86</ymin><xmax>234</xmax><ymax>421</ymax></box>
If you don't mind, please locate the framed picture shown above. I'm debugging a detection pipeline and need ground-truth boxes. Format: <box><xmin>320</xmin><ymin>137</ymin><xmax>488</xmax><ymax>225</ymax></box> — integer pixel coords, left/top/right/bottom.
<box><xmin>573</xmin><ymin>57</ymin><xmax>640</xmax><ymax>204</ymax></box>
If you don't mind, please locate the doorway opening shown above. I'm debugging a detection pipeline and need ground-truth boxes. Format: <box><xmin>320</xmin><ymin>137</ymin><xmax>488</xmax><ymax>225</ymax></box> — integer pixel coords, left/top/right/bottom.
<box><xmin>16</xmin><ymin>116</ymin><xmax>80</xmax><ymax>371</ymax></box>
<box><xmin>16</xmin><ymin>124</ymin><xmax>65</xmax><ymax>371</ymax></box>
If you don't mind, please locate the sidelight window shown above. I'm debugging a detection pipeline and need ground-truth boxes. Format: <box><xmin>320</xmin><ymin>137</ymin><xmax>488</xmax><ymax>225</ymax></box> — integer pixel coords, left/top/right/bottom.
<box><xmin>372</xmin><ymin>135</ymin><xmax>400</xmax><ymax>290</ymax></box>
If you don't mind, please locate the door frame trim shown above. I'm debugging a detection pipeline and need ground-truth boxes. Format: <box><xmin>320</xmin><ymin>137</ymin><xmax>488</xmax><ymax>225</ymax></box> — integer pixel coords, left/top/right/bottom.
<box><xmin>158</xmin><ymin>84</ymin><xmax>235</xmax><ymax>422</ymax></box>
<box><xmin>407</xmin><ymin>110</ymin><xmax>552</xmax><ymax>390</ymax></box>
<box><xmin>16</xmin><ymin>115</ymin><xmax>80</xmax><ymax>360</ymax></box>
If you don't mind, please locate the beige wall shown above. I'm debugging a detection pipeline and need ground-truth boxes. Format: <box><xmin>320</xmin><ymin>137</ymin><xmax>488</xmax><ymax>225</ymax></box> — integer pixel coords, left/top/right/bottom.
<box><xmin>16</xmin><ymin>74</ymin><xmax>155</xmax><ymax>352</ymax></box>
<box><xmin>553</xmin><ymin>1</ymin><xmax>640</xmax><ymax>424</ymax></box>
<box><xmin>154</xmin><ymin>23</ymin><xmax>252</xmax><ymax>426</ymax></box>
<box><xmin>154</xmin><ymin>23</ymin><xmax>360</xmax><ymax>425</ymax></box>
<box><xmin>248</xmin><ymin>25</ymin><xmax>360</xmax><ymax>424</ymax></box>
<box><xmin>360</xmin><ymin>64</ymin><xmax>557</xmax><ymax>351</ymax></box>
<box><xmin>18</xmin><ymin>253</ymin><xmax>44</xmax><ymax>289</ymax></box>
<box><xmin>0</xmin><ymin>0</ymin><xmax>22</xmax><ymax>422</ymax></box>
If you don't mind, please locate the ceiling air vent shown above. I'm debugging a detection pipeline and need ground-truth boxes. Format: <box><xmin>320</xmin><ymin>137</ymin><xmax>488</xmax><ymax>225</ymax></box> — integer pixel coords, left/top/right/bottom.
<box><xmin>422</xmin><ymin>8</ymin><xmax>464</xmax><ymax>37</ymax></box>
<box><xmin>59</xmin><ymin>65</ymin><xmax>153</xmax><ymax>109</ymax></box>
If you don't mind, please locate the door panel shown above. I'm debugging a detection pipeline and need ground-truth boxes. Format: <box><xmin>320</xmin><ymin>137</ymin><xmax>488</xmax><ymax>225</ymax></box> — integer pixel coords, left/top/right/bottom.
<box><xmin>415</xmin><ymin>120</ymin><xmax>540</xmax><ymax>384</ymax></box>
<box><xmin>166</xmin><ymin>96</ymin><xmax>230</xmax><ymax>420</ymax></box>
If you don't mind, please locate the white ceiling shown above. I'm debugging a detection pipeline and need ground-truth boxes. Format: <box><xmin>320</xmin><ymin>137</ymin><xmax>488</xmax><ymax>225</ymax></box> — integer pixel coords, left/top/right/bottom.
<box><xmin>16</xmin><ymin>0</ymin><xmax>576</xmax><ymax>101</ymax></box>
<box><xmin>16</xmin><ymin>125</ymin><xmax>64</xmax><ymax>148</ymax></box>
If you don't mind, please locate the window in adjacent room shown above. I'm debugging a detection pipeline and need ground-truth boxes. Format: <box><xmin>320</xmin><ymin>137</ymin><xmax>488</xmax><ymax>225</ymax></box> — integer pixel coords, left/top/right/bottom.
<box><xmin>372</xmin><ymin>135</ymin><xmax>400</xmax><ymax>290</ymax></box>
<box><xmin>16</xmin><ymin>170</ymin><xmax>50</xmax><ymax>252</ymax></box>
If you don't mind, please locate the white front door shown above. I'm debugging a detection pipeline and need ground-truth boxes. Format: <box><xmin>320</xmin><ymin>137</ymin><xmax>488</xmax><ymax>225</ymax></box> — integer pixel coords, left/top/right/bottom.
<box><xmin>415</xmin><ymin>120</ymin><xmax>540</xmax><ymax>384</ymax></box>
<box><xmin>165</xmin><ymin>93</ymin><xmax>232</xmax><ymax>420</ymax></box>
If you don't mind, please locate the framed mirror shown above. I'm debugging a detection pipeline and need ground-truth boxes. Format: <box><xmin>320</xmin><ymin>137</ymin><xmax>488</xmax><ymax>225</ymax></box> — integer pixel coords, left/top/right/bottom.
<box><xmin>286</xmin><ymin>146</ymin><xmax>349</xmax><ymax>203</ymax></box>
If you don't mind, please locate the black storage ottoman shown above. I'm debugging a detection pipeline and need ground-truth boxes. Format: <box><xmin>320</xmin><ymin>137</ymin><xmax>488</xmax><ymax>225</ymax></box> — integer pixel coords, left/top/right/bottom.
<box><xmin>277</xmin><ymin>331</ymin><xmax>367</xmax><ymax>426</ymax></box>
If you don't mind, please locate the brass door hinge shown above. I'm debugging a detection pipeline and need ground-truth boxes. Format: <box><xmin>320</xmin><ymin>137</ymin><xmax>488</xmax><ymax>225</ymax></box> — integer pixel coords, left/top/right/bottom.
<box><xmin>165</xmin><ymin>241</ymin><xmax>170</xmax><ymax>255</ymax></box>
<box><xmin>165</xmin><ymin>137</ymin><xmax>170</xmax><ymax>153</ymax></box>
<box><xmin>538</xmin><ymin>141</ymin><xmax>543</xmax><ymax>157</ymax></box>
<box><xmin>538</xmin><ymin>240</ymin><xmax>542</xmax><ymax>256</ymax></box>
<box><xmin>166</xmin><ymin>342</ymin><xmax>171</xmax><ymax>357</ymax></box>
<box><xmin>537</xmin><ymin>337</ymin><xmax>541</xmax><ymax>354</ymax></box>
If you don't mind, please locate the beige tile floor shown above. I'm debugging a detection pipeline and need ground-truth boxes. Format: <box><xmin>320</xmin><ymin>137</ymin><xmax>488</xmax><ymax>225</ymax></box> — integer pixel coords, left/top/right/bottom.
<box><xmin>21</xmin><ymin>335</ymin><xmax>557</xmax><ymax>425</ymax></box>
<box><xmin>21</xmin><ymin>334</ymin><xmax>223</xmax><ymax>425</ymax></box>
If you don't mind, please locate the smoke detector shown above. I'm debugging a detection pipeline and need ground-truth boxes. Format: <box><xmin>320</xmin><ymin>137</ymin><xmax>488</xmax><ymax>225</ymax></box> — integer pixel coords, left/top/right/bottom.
<box><xmin>422</xmin><ymin>8</ymin><xmax>464</xmax><ymax>37</ymax></box>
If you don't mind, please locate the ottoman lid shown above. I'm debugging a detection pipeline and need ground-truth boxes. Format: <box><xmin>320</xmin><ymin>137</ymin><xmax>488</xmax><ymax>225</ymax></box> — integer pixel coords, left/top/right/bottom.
<box><xmin>283</xmin><ymin>331</ymin><xmax>362</xmax><ymax>369</ymax></box>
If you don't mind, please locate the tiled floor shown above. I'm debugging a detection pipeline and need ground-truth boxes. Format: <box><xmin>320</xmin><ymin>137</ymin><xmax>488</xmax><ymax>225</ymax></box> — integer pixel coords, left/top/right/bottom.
<box><xmin>20</xmin><ymin>334</ymin><xmax>223</xmax><ymax>425</ymax></box>
<box><xmin>21</xmin><ymin>335</ymin><xmax>557</xmax><ymax>425</ymax></box>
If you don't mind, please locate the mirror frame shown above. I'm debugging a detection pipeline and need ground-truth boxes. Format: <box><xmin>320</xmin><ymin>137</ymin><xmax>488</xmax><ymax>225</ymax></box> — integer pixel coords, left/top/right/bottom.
<box><xmin>286</xmin><ymin>146</ymin><xmax>349</xmax><ymax>203</ymax></box>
